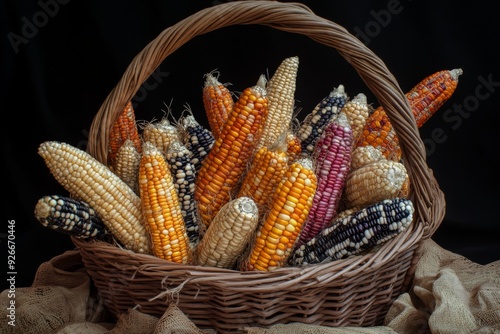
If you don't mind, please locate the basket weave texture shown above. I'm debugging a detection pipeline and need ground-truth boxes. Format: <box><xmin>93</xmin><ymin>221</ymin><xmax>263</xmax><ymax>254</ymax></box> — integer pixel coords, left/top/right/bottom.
<box><xmin>73</xmin><ymin>1</ymin><xmax>446</xmax><ymax>333</ymax></box>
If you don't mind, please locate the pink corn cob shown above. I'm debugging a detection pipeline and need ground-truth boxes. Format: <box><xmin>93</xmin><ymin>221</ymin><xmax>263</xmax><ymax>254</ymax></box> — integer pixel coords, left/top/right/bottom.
<box><xmin>298</xmin><ymin>112</ymin><xmax>353</xmax><ymax>246</ymax></box>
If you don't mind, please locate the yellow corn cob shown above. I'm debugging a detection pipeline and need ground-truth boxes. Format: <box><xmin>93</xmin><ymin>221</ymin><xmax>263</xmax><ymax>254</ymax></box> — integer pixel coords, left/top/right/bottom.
<box><xmin>242</xmin><ymin>157</ymin><xmax>317</xmax><ymax>271</ymax></box>
<box><xmin>237</xmin><ymin>140</ymin><xmax>289</xmax><ymax>211</ymax></box>
<box><xmin>142</xmin><ymin>118</ymin><xmax>180</xmax><ymax>155</ymax></box>
<box><xmin>194</xmin><ymin>197</ymin><xmax>259</xmax><ymax>269</ymax></box>
<box><xmin>255</xmin><ymin>56</ymin><xmax>299</xmax><ymax>150</ymax></box>
<box><xmin>139</xmin><ymin>142</ymin><xmax>191</xmax><ymax>263</ymax></box>
<box><xmin>110</xmin><ymin>139</ymin><xmax>141</xmax><ymax>195</ymax></box>
<box><xmin>38</xmin><ymin>141</ymin><xmax>150</xmax><ymax>254</ymax></box>
<box><xmin>195</xmin><ymin>78</ymin><xmax>268</xmax><ymax>227</ymax></box>
<box><xmin>350</xmin><ymin>145</ymin><xmax>384</xmax><ymax>170</ymax></box>
<box><xmin>344</xmin><ymin>158</ymin><xmax>410</xmax><ymax>208</ymax></box>
<box><xmin>202</xmin><ymin>71</ymin><xmax>234</xmax><ymax>139</ymax></box>
<box><xmin>340</xmin><ymin>93</ymin><xmax>372</xmax><ymax>142</ymax></box>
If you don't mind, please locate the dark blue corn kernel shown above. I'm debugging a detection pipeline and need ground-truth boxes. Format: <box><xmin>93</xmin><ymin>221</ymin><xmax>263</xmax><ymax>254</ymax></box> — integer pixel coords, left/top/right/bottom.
<box><xmin>298</xmin><ymin>85</ymin><xmax>348</xmax><ymax>155</ymax></box>
<box><xmin>180</xmin><ymin>115</ymin><xmax>215</xmax><ymax>173</ymax></box>
<box><xmin>288</xmin><ymin>198</ymin><xmax>414</xmax><ymax>267</ymax></box>
<box><xmin>34</xmin><ymin>195</ymin><xmax>108</xmax><ymax>239</ymax></box>
<box><xmin>166</xmin><ymin>142</ymin><xmax>201</xmax><ymax>246</ymax></box>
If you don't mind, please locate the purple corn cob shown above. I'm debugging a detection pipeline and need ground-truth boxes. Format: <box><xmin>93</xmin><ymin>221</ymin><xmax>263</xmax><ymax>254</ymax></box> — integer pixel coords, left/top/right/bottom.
<box><xmin>298</xmin><ymin>112</ymin><xmax>353</xmax><ymax>246</ymax></box>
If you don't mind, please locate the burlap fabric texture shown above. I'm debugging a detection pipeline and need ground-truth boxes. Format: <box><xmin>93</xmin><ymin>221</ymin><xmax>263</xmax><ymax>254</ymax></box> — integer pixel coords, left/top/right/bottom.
<box><xmin>1</xmin><ymin>239</ymin><xmax>499</xmax><ymax>334</ymax></box>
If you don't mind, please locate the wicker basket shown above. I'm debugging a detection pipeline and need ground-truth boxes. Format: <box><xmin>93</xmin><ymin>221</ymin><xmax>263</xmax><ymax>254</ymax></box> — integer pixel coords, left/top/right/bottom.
<box><xmin>72</xmin><ymin>1</ymin><xmax>446</xmax><ymax>332</ymax></box>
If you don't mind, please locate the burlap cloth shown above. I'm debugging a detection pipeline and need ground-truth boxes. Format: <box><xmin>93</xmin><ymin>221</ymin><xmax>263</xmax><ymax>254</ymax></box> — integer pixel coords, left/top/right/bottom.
<box><xmin>1</xmin><ymin>239</ymin><xmax>499</xmax><ymax>334</ymax></box>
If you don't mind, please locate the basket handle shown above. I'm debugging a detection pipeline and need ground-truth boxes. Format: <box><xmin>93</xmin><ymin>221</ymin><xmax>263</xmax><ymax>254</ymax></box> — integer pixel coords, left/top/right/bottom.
<box><xmin>87</xmin><ymin>1</ymin><xmax>444</xmax><ymax>238</ymax></box>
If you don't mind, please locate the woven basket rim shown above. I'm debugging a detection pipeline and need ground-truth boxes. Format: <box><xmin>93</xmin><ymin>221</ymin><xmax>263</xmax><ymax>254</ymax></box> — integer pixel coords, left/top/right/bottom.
<box><xmin>73</xmin><ymin>214</ymin><xmax>424</xmax><ymax>283</ymax></box>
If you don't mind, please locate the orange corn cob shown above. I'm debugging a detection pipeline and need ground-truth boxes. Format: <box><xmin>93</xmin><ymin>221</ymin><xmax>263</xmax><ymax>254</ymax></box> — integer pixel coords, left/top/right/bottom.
<box><xmin>108</xmin><ymin>101</ymin><xmax>142</xmax><ymax>167</ymax></box>
<box><xmin>409</xmin><ymin>68</ymin><xmax>463</xmax><ymax>127</ymax></box>
<box><xmin>202</xmin><ymin>71</ymin><xmax>234</xmax><ymax>139</ymax></box>
<box><xmin>356</xmin><ymin>106</ymin><xmax>400</xmax><ymax>161</ymax></box>
<box><xmin>139</xmin><ymin>142</ymin><xmax>191</xmax><ymax>263</ymax></box>
<box><xmin>195</xmin><ymin>78</ymin><xmax>268</xmax><ymax>227</ymax></box>
<box><xmin>237</xmin><ymin>140</ymin><xmax>289</xmax><ymax>211</ymax></box>
<box><xmin>355</xmin><ymin>68</ymin><xmax>462</xmax><ymax>161</ymax></box>
<box><xmin>242</xmin><ymin>157</ymin><xmax>317</xmax><ymax>271</ymax></box>
<box><xmin>286</xmin><ymin>131</ymin><xmax>302</xmax><ymax>163</ymax></box>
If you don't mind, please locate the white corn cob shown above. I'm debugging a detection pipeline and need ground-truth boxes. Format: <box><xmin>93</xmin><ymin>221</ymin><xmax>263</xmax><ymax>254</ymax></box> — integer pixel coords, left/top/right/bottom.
<box><xmin>256</xmin><ymin>56</ymin><xmax>299</xmax><ymax>150</ymax></box>
<box><xmin>38</xmin><ymin>141</ymin><xmax>150</xmax><ymax>254</ymax></box>
<box><xmin>194</xmin><ymin>197</ymin><xmax>259</xmax><ymax>269</ymax></box>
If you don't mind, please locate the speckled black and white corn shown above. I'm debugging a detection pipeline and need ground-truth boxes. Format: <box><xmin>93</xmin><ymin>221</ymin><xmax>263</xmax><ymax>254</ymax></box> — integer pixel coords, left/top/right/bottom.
<box><xmin>34</xmin><ymin>195</ymin><xmax>107</xmax><ymax>238</ymax></box>
<box><xmin>166</xmin><ymin>141</ymin><xmax>200</xmax><ymax>246</ymax></box>
<box><xmin>297</xmin><ymin>84</ymin><xmax>348</xmax><ymax>156</ymax></box>
<box><xmin>180</xmin><ymin>115</ymin><xmax>215</xmax><ymax>173</ymax></box>
<box><xmin>288</xmin><ymin>198</ymin><xmax>413</xmax><ymax>266</ymax></box>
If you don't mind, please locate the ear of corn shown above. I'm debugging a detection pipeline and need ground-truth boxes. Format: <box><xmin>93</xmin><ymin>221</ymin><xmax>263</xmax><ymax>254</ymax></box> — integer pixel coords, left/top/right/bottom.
<box><xmin>165</xmin><ymin>141</ymin><xmax>200</xmax><ymax>246</ymax></box>
<box><xmin>34</xmin><ymin>195</ymin><xmax>108</xmax><ymax>239</ymax></box>
<box><xmin>110</xmin><ymin>139</ymin><xmax>141</xmax><ymax>195</ymax></box>
<box><xmin>340</xmin><ymin>93</ymin><xmax>371</xmax><ymax>142</ymax></box>
<box><xmin>242</xmin><ymin>157</ymin><xmax>317</xmax><ymax>271</ymax></box>
<box><xmin>344</xmin><ymin>158</ymin><xmax>410</xmax><ymax>209</ymax></box>
<box><xmin>237</xmin><ymin>139</ymin><xmax>289</xmax><ymax>211</ymax></box>
<box><xmin>355</xmin><ymin>106</ymin><xmax>400</xmax><ymax>161</ymax></box>
<box><xmin>289</xmin><ymin>198</ymin><xmax>414</xmax><ymax>266</ymax></box>
<box><xmin>408</xmin><ymin>68</ymin><xmax>463</xmax><ymax>127</ymax></box>
<box><xmin>194</xmin><ymin>197</ymin><xmax>259</xmax><ymax>269</ymax></box>
<box><xmin>285</xmin><ymin>131</ymin><xmax>302</xmax><ymax>163</ymax></box>
<box><xmin>256</xmin><ymin>56</ymin><xmax>299</xmax><ymax>150</ymax></box>
<box><xmin>299</xmin><ymin>112</ymin><xmax>353</xmax><ymax>246</ymax></box>
<box><xmin>178</xmin><ymin>114</ymin><xmax>215</xmax><ymax>173</ymax></box>
<box><xmin>142</xmin><ymin>117</ymin><xmax>181</xmax><ymax>155</ymax></box>
<box><xmin>139</xmin><ymin>142</ymin><xmax>191</xmax><ymax>263</ymax></box>
<box><xmin>350</xmin><ymin>145</ymin><xmax>384</xmax><ymax>170</ymax></box>
<box><xmin>38</xmin><ymin>141</ymin><xmax>150</xmax><ymax>254</ymax></box>
<box><xmin>202</xmin><ymin>71</ymin><xmax>234</xmax><ymax>139</ymax></box>
<box><xmin>355</xmin><ymin>68</ymin><xmax>463</xmax><ymax>161</ymax></box>
<box><xmin>297</xmin><ymin>84</ymin><xmax>348</xmax><ymax>156</ymax></box>
<box><xmin>108</xmin><ymin>101</ymin><xmax>142</xmax><ymax>167</ymax></box>
<box><xmin>195</xmin><ymin>79</ymin><xmax>268</xmax><ymax>227</ymax></box>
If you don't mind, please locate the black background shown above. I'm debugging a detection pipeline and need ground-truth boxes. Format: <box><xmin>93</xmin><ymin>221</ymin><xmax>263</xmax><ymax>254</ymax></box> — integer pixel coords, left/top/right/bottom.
<box><xmin>2</xmin><ymin>0</ymin><xmax>499</xmax><ymax>290</ymax></box>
